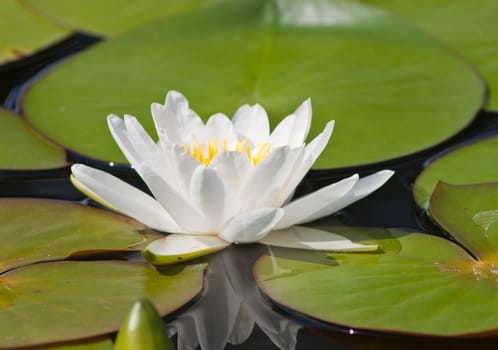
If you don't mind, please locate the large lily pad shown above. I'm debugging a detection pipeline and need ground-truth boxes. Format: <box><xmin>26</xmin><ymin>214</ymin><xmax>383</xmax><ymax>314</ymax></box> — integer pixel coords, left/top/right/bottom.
<box><xmin>254</xmin><ymin>222</ymin><xmax>498</xmax><ymax>336</ymax></box>
<box><xmin>43</xmin><ymin>338</ymin><xmax>113</xmax><ymax>350</ymax></box>
<box><xmin>0</xmin><ymin>198</ymin><xmax>160</xmax><ymax>273</ymax></box>
<box><xmin>358</xmin><ymin>0</ymin><xmax>498</xmax><ymax>110</ymax></box>
<box><xmin>0</xmin><ymin>0</ymin><xmax>68</xmax><ymax>64</ymax></box>
<box><xmin>22</xmin><ymin>0</ymin><xmax>483</xmax><ymax>168</ymax></box>
<box><xmin>0</xmin><ymin>109</ymin><xmax>66</xmax><ymax>170</ymax></box>
<box><xmin>413</xmin><ymin>134</ymin><xmax>498</xmax><ymax>207</ymax></box>
<box><xmin>0</xmin><ymin>261</ymin><xmax>205</xmax><ymax>348</ymax></box>
<box><xmin>23</xmin><ymin>0</ymin><xmax>225</xmax><ymax>36</ymax></box>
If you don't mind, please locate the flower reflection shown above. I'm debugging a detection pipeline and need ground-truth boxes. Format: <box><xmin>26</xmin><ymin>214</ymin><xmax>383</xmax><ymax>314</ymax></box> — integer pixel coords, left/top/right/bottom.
<box><xmin>167</xmin><ymin>245</ymin><xmax>300</xmax><ymax>350</ymax></box>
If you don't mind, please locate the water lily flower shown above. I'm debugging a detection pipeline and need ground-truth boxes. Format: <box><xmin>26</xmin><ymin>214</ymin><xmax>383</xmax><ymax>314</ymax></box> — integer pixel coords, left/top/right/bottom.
<box><xmin>70</xmin><ymin>91</ymin><xmax>393</xmax><ymax>262</ymax></box>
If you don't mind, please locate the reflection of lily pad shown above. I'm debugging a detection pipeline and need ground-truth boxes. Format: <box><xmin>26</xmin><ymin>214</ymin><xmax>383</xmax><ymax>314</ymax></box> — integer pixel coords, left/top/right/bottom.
<box><xmin>0</xmin><ymin>198</ymin><xmax>160</xmax><ymax>273</ymax></box>
<box><xmin>23</xmin><ymin>0</ymin><xmax>483</xmax><ymax>168</ymax></box>
<box><xmin>358</xmin><ymin>0</ymin><xmax>498</xmax><ymax>110</ymax></box>
<box><xmin>414</xmin><ymin>135</ymin><xmax>498</xmax><ymax>207</ymax></box>
<box><xmin>254</xmin><ymin>223</ymin><xmax>498</xmax><ymax>336</ymax></box>
<box><xmin>0</xmin><ymin>109</ymin><xmax>66</xmax><ymax>170</ymax></box>
<box><xmin>0</xmin><ymin>1</ymin><xmax>68</xmax><ymax>64</ymax></box>
<box><xmin>0</xmin><ymin>261</ymin><xmax>205</xmax><ymax>348</ymax></box>
<box><xmin>23</xmin><ymin>0</ymin><xmax>224</xmax><ymax>36</ymax></box>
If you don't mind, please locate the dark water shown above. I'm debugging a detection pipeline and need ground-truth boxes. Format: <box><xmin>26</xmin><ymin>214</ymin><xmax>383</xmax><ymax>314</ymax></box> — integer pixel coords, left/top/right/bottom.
<box><xmin>2</xmin><ymin>34</ymin><xmax>498</xmax><ymax>349</ymax></box>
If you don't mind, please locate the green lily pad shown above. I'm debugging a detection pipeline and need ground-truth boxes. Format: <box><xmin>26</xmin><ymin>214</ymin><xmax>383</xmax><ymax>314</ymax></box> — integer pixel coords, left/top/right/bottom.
<box><xmin>22</xmin><ymin>0</ymin><xmax>483</xmax><ymax>168</ymax></box>
<box><xmin>414</xmin><ymin>134</ymin><xmax>498</xmax><ymax>207</ymax></box>
<box><xmin>0</xmin><ymin>109</ymin><xmax>66</xmax><ymax>170</ymax></box>
<box><xmin>430</xmin><ymin>181</ymin><xmax>498</xmax><ymax>261</ymax></box>
<box><xmin>0</xmin><ymin>261</ymin><xmax>205</xmax><ymax>348</ymax></box>
<box><xmin>254</xmin><ymin>223</ymin><xmax>498</xmax><ymax>336</ymax></box>
<box><xmin>357</xmin><ymin>0</ymin><xmax>498</xmax><ymax>110</ymax></box>
<box><xmin>23</xmin><ymin>0</ymin><xmax>224</xmax><ymax>36</ymax></box>
<box><xmin>0</xmin><ymin>0</ymin><xmax>69</xmax><ymax>64</ymax></box>
<box><xmin>0</xmin><ymin>198</ymin><xmax>161</xmax><ymax>273</ymax></box>
<box><xmin>42</xmin><ymin>338</ymin><xmax>113</xmax><ymax>350</ymax></box>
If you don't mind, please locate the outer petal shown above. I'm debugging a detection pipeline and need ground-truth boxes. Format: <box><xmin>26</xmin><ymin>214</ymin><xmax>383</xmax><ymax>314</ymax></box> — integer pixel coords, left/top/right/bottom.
<box><xmin>232</xmin><ymin>104</ymin><xmax>270</xmax><ymax>145</ymax></box>
<box><xmin>274</xmin><ymin>174</ymin><xmax>359</xmax><ymax>229</ymax></box>
<box><xmin>143</xmin><ymin>234</ymin><xmax>229</xmax><ymax>265</ymax></box>
<box><xmin>299</xmin><ymin>169</ymin><xmax>395</xmax><ymax>224</ymax></box>
<box><xmin>273</xmin><ymin>120</ymin><xmax>335</xmax><ymax>207</ymax></box>
<box><xmin>259</xmin><ymin>226</ymin><xmax>378</xmax><ymax>251</ymax></box>
<box><xmin>304</xmin><ymin>120</ymin><xmax>335</xmax><ymax>164</ymax></box>
<box><xmin>220</xmin><ymin>208</ymin><xmax>284</xmax><ymax>243</ymax></box>
<box><xmin>70</xmin><ymin>164</ymin><xmax>179</xmax><ymax>233</ymax></box>
<box><xmin>108</xmin><ymin>114</ymin><xmax>170</xmax><ymax>181</ymax></box>
<box><xmin>271</xmin><ymin>147</ymin><xmax>306</xmax><ymax>207</ymax></box>
<box><xmin>151</xmin><ymin>90</ymin><xmax>204</xmax><ymax>143</ymax></box>
<box><xmin>276</xmin><ymin>170</ymin><xmax>394</xmax><ymax>229</ymax></box>
<box><xmin>136</xmin><ymin>163</ymin><xmax>208</xmax><ymax>233</ymax></box>
<box><xmin>123</xmin><ymin>115</ymin><xmax>159</xmax><ymax>163</ymax></box>
<box><xmin>107</xmin><ymin>114</ymin><xmax>143</xmax><ymax>167</ymax></box>
<box><xmin>270</xmin><ymin>98</ymin><xmax>311</xmax><ymax>148</ymax></box>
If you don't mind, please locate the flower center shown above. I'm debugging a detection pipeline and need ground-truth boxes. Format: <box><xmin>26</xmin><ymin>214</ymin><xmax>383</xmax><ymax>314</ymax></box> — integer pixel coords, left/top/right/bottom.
<box><xmin>184</xmin><ymin>139</ymin><xmax>271</xmax><ymax>166</ymax></box>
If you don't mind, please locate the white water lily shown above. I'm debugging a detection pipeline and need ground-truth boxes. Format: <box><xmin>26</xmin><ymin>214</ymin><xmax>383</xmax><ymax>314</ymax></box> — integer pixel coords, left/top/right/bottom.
<box><xmin>70</xmin><ymin>91</ymin><xmax>393</xmax><ymax>261</ymax></box>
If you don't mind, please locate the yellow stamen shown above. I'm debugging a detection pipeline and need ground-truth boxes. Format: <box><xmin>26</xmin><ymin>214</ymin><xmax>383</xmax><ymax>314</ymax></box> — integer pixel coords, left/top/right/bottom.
<box><xmin>235</xmin><ymin>139</ymin><xmax>247</xmax><ymax>152</ymax></box>
<box><xmin>183</xmin><ymin>138</ymin><xmax>271</xmax><ymax>166</ymax></box>
<box><xmin>252</xmin><ymin>143</ymin><xmax>271</xmax><ymax>165</ymax></box>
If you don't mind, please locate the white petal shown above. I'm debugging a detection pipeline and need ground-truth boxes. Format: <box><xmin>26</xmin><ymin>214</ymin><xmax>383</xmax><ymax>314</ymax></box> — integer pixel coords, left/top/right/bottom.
<box><xmin>123</xmin><ymin>115</ymin><xmax>159</xmax><ymax>162</ymax></box>
<box><xmin>143</xmin><ymin>234</ymin><xmax>229</xmax><ymax>265</ymax></box>
<box><xmin>353</xmin><ymin>169</ymin><xmax>395</xmax><ymax>197</ymax></box>
<box><xmin>232</xmin><ymin>104</ymin><xmax>270</xmax><ymax>145</ymax></box>
<box><xmin>205</xmin><ymin>113</ymin><xmax>238</xmax><ymax>146</ymax></box>
<box><xmin>208</xmin><ymin>151</ymin><xmax>252</xmax><ymax>193</ymax></box>
<box><xmin>270</xmin><ymin>98</ymin><xmax>311</xmax><ymax>148</ymax></box>
<box><xmin>272</xmin><ymin>120</ymin><xmax>334</xmax><ymax>207</ymax></box>
<box><xmin>107</xmin><ymin>114</ymin><xmax>142</xmax><ymax>166</ymax></box>
<box><xmin>189</xmin><ymin>166</ymin><xmax>240</xmax><ymax>231</ymax></box>
<box><xmin>70</xmin><ymin>164</ymin><xmax>179</xmax><ymax>233</ymax></box>
<box><xmin>271</xmin><ymin>146</ymin><xmax>306</xmax><ymax>207</ymax></box>
<box><xmin>158</xmin><ymin>143</ymin><xmax>200</xmax><ymax>197</ymax></box>
<box><xmin>304</xmin><ymin>120</ymin><xmax>335</xmax><ymax>164</ymax></box>
<box><xmin>151</xmin><ymin>90</ymin><xmax>204</xmax><ymax>143</ymax></box>
<box><xmin>299</xmin><ymin>169</ymin><xmax>395</xmax><ymax>224</ymax></box>
<box><xmin>239</xmin><ymin>147</ymin><xmax>297</xmax><ymax>209</ymax></box>
<box><xmin>259</xmin><ymin>226</ymin><xmax>378</xmax><ymax>251</ymax></box>
<box><xmin>136</xmin><ymin>163</ymin><xmax>207</xmax><ymax>233</ymax></box>
<box><xmin>275</xmin><ymin>174</ymin><xmax>359</xmax><ymax>229</ymax></box>
<box><xmin>220</xmin><ymin>208</ymin><xmax>284</xmax><ymax>243</ymax></box>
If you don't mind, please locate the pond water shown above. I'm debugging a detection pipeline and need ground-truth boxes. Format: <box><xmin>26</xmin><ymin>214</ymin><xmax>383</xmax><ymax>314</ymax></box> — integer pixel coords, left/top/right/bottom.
<box><xmin>1</xmin><ymin>34</ymin><xmax>498</xmax><ymax>349</ymax></box>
